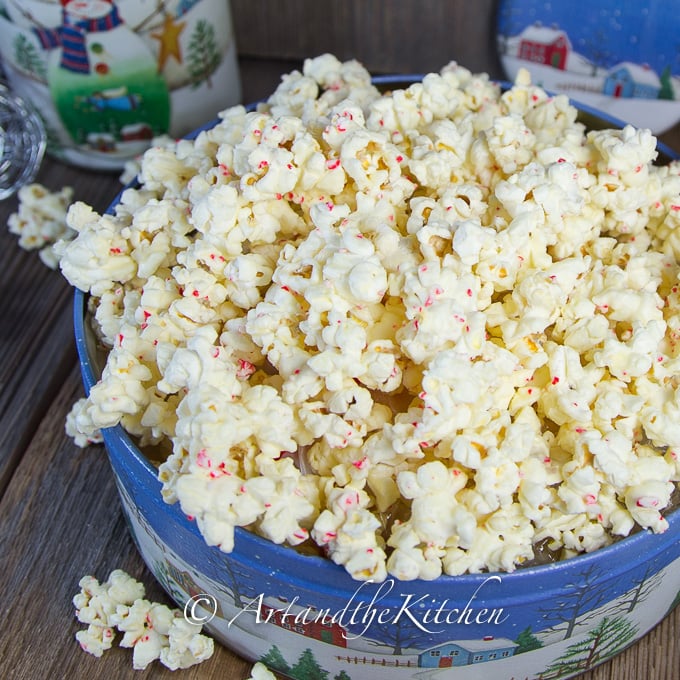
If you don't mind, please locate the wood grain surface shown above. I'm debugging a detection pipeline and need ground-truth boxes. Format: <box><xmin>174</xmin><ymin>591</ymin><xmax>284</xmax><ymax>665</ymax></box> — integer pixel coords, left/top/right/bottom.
<box><xmin>231</xmin><ymin>0</ymin><xmax>503</xmax><ymax>77</ymax></box>
<box><xmin>1</xmin><ymin>36</ymin><xmax>680</xmax><ymax>680</ymax></box>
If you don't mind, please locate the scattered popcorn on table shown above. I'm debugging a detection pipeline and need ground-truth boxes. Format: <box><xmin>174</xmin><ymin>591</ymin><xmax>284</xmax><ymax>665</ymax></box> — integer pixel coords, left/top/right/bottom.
<box><xmin>247</xmin><ymin>662</ymin><xmax>278</xmax><ymax>680</ymax></box>
<box><xmin>73</xmin><ymin>569</ymin><xmax>144</xmax><ymax>657</ymax></box>
<box><xmin>7</xmin><ymin>183</ymin><xmax>75</xmax><ymax>269</ymax></box>
<box><xmin>73</xmin><ymin>569</ymin><xmax>214</xmax><ymax>670</ymax></box>
<box><xmin>61</xmin><ymin>53</ymin><xmax>680</xmax><ymax>580</ymax></box>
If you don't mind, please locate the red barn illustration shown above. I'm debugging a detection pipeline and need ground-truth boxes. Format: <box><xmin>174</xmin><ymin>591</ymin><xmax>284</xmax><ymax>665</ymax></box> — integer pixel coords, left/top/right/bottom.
<box><xmin>261</xmin><ymin>603</ymin><xmax>348</xmax><ymax>647</ymax></box>
<box><xmin>518</xmin><ymin>23</ymin><xmax>571</xmax><ymax>70</ymax></box>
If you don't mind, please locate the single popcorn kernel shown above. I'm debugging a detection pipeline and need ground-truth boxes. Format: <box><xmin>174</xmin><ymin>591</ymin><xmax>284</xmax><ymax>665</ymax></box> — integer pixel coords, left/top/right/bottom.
<box><xmin>63</xmin><ymin>54</ymin><xmax>680</xmax><ymax>581</ymax></box>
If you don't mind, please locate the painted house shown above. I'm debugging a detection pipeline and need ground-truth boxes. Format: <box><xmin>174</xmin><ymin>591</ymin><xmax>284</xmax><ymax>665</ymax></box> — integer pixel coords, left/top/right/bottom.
<box><xmin>86</xmin><ymin>132</ymin><xmax>116</xmax><ymax>152</ymax></box>
<box><xmin>121</xmin><ymin>122</ymin><xmax>154</xmax><ymax>142</ymax></box>
<box><xmin>518</xmin><ymin>24</ymin><xmax>571</xmax><ymax>70</ymax></box>
<box><xmin>260</xmin><ymin>603</ymin><xmax>348</xmax><ymax>647</ymax></box>
<box><xmin>603</xmin><ymin>62</ymin><xmax>661</xmax><ymax>99</ymax></box>
<box><xmin>418</xmin><ymin>636</ymin><xmax>518</xmax><ymax>668</ymax></box>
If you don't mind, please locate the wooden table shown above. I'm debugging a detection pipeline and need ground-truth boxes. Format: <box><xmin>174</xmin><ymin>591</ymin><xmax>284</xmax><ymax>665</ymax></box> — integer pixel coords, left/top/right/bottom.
<box><xmin>2</xmin><ymin>56</ymin><xmax>680</xmax><ymax>680</ymax></box>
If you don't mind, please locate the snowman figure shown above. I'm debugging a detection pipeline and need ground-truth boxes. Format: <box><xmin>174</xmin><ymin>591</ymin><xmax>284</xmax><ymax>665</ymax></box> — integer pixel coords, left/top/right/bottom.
<box><xmin>33</xmin><ymin>0</ymin><xmax>170</xmax><ymax>159</ymax></box>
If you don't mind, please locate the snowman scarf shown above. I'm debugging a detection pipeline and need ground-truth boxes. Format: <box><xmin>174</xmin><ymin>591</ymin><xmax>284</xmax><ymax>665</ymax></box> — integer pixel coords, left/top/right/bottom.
<box><xmin>34</xmin><ymin>4</ymin><xmax>123</xmax><ymax>74</ymax></box>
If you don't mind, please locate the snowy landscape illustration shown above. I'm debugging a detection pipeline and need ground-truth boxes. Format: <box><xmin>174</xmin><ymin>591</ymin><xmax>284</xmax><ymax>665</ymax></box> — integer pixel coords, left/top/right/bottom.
<box><xmin>114</xmin><ymin>463</ymin><xmax>680</xmax><ymax>680</ymax></box>
<box><xmin>496</xmin><ymin>0</ymin><xmax>680</xmax><ymax>133</ymax></box>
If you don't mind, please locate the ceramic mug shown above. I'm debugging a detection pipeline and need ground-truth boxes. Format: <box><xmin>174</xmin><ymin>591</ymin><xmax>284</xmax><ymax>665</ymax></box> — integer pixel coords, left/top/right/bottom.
<box><xmin>0</xmin><ymin>0</ymin><xmax>241</xmax><ymax>169</ymax></box>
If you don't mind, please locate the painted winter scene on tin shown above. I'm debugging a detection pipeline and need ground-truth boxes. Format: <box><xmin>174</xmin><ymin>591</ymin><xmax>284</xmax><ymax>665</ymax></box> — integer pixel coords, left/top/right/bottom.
<box><xmin>115</xmin><ymin>464</ymin><xmax>680</xmax><ymax>680</ymax></box>
<box><xmin>496</xmin><ymin>0</ymin><xmax>680</xmax><ymax>133</ymax></box>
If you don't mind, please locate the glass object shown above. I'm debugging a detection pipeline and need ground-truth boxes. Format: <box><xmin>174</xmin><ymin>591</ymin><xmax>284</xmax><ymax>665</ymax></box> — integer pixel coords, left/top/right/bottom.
<box><xmin>0</xmin><ymin>83</ymin><xmax>46</xmax><ymax>201</ymax></box>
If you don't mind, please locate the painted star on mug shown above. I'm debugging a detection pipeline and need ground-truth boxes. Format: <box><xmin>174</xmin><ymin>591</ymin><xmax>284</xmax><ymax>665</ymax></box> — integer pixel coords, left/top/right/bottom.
<box><xmin>151</xmin><ymin>12</ymin><xmax>186</xmax><ymax>71</ymax></box>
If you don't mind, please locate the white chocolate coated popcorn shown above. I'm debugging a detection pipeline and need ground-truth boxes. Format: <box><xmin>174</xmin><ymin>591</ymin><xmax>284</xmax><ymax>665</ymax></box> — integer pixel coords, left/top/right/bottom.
<box><xmin>7</xmin><ymin>183</ymin><xmax>75</xmax><ymax>269</ymax></box>
<box><xmin>73</xmin><ymin>570</ymin><xmax>213</xmax><ymax>670</ymax></box>
<box><xmin>62</xmin><ymin>55</ymin><xmax>680</xmax><ymax>580</ymax></box>
<box><xmin>247</xmin><ymin>662</ymin><xmax>278</xmax><ymax>680</ymax></box>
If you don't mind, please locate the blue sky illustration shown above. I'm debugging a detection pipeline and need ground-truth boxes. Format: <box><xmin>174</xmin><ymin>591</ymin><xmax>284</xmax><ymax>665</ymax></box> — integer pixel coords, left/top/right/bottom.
<box><xmin>497</xmin><ymin>0</ymin><xmax>680</xmax><ymax>76</ymax></box>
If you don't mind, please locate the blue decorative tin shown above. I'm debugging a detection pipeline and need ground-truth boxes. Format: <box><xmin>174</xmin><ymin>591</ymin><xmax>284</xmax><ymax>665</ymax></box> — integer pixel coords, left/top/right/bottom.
<box><xmin>73</xmin><ymin>81</ymin><xmax>680</xmax><ymax>679</ymax></box>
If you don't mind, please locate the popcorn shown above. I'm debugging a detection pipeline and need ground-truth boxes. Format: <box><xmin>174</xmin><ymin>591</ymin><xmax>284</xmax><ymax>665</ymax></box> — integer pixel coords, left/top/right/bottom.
<box><xmin>65</xmin><ymin>398</ymin><xmax>104</xmax><ymax>447</ymax></box>
<box><xmin>625</xmin><ymin>480</ymin><xmax>673</xmax><ymax>533</ymax></box>
<box><xmin>73</xmin><ymin>569</ymin><xmax>213</xmax><ymax>670</ymax></box>
<box><xmin>119</xmin><ymin>134</ymin><xmax>178</xmax><ymax>185</ymax></box>
<box><xmin>247</xmin><ymin>662</ymin><xmax>278</xmax><ymax>680</ymax></box>
<box><xmin>7</xmin><ymin>183</ymin><xmax>74</xmax><ymax>268</ymax></box>
<box><xmin>312</xmin><ymin>486</ymin><xmax>387</xmax><ymax>581</ymax></box>
<box><xmin>59</xmin><ymin>203</ymin><xmax>137</xmax><ymax>296</ymax></box>
<box><xmin>63</xmin><ymin>55</ymin><xmax>680</xmax><ymax>580</ymax></box>
<box><xmin>75</xmin><ymin>624</ymin><xmax>116</xmax><ymax>658</ymax></box>
<box><xmin>160</xmin><ymin>617</ymin><xmax>215</xmax><ymax>671</ymax></box>
<box><xmin>386</xmin><ymin>461</ymin><xmax>471</xmax><ymax>580</ymax></box>
<box><xmin>113</xmin><ymin>599</ymin><xmax>176</xmax><ymax>670</ymax></box>
<box><xmin>73</xmin><ymin>570</ymin><xmax>144</xmax><ymax>628</ymax></box>
<box><xmin>73</xmin><ymin>570</ymin><xmax>145</xmax><ymax>658</ymax></box>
